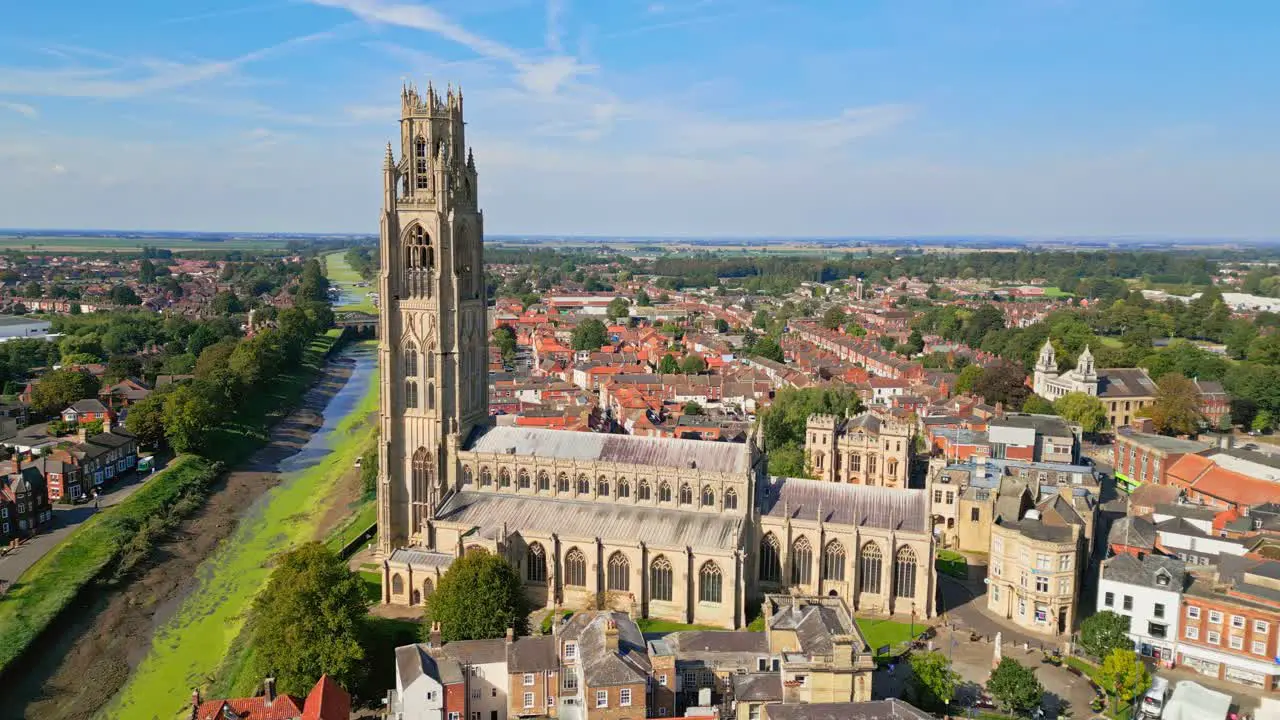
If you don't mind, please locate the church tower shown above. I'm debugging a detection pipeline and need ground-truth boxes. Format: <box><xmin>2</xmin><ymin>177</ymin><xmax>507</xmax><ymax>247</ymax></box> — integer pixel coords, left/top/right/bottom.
<box><xmin>1032</xmin><ymin>338</ymin><xmax>1057</xmax><ymax>398</ymax></box>
<box><xmin>376</xmin><ymin>83</ymin><xmax>488</xmax><ymax>557</ymax></box>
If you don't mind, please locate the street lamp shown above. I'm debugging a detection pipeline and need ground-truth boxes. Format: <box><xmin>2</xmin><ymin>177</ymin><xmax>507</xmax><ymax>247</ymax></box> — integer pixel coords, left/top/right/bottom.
<box><xmin>911</xmin><ymin>602</ymin><xmax>916</xmax><ymax>641</ymax></box>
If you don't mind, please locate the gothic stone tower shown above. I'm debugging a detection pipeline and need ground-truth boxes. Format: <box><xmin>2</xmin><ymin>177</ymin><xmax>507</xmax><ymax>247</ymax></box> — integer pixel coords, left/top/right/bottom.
<box><xmin>377</xmin><ymin>83</ymin><xmax>488</xmax><ymax>557</ymax></box>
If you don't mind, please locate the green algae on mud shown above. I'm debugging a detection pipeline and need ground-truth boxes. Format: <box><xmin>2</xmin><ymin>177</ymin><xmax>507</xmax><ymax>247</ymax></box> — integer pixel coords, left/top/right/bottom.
<box><xmin>101</xmin><ymin>345</ymin><xmax>379</xmax><ymax>720</ymax></box>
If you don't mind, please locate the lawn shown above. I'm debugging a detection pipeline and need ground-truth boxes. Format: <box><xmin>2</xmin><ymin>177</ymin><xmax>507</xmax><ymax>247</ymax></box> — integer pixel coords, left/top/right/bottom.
<box><xmin>101</xmin><ymin>346</ymin><xmax>379</xmax><ymax>719</ymax></box>
<box><xmin>936</xmin><ymin>549</ymin><xmax>968</xmax><ymax>579</ymax></box>
<box><xmin>0</xmin><ymin>455</ymin><xmax>221</xmax><ymax>676</ymax></box>
<box><xmin>323</xmin><ymin>250</ymin><xmax>378</xmax><ymax>314</ymax></box>
<box><xmin>325</xmin><ymin>497</ymin><xmax>377</xmax><ymax>558</ymax></box>
<box><xmin>1042</xmin><ymin>286</ymin><xmax>1073</xmax><ymax>298</ymax></box>
<box><xmin>855</xmin><ymin>617</ymin><xmax>920</xmax><ymax>657</ymax></box>
<box><xmin>1096</xmin><ymin>336</ymin><xmax>1124</xmax><ymax>349</ymax></box>
<box><xmin>635</xmin><ymin>618</ymin><xmax>724</xmax><ymax>634</ymax></box>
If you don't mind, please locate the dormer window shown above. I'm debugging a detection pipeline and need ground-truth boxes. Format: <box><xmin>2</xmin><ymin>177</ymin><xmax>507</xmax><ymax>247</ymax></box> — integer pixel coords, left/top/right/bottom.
<box><xmin>1155</xmin><ymin>572</ymin><xmax>1170</xmax><ymax>587</ymax></box>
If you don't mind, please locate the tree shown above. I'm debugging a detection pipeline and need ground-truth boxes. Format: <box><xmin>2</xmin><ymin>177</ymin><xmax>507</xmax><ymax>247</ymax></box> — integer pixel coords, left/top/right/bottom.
<box><xmin>974</xmin><ymin>363</ymin><xmax>1030</xmax><ymax>409</ymax></box>
<box><xmin>1254</xmin><ymin>409</ymin><xmax>1274</xmax><ymax>433</ymax></box>
<box><xmin>683</xmin><ymin>401</ymin><xmax>704</xmax><ymax>416</ymax></box>
<box><xmin>109</xmin><ymin>285</ymin><xmax>142</xmax><ymax>306</ymax></box>
<box><xmin>30</xmin><ymin>369</ymin><xmax>101</xmax><ymax>415</ymax></box>
<box><xmin>1054</xmin><ymin>392</ymin><xmax>1108</xmax><ymax>432</ymax></box>
<box><xmin>752</xmin><ymin>309</ymin><xmax>770</xmax><ymax>330</ymax></box>
<box><xmin>139</xmin><ymin>258</ymin><xmax>157</xmax><ymax>284</ymax></box>
<box><xmin>1021</xmin><ymin>395</ymin><xmax>1055</xmax><ymax>415</ymax></box>
<box><xmin>425</xmin><ymin>549</ymin><xmax>529</xmax><ymax>642</ymax></box>
<box><xmin>760</xmin><ymin>387</ymin><xmax>862</xmax><ymax>477</ymax></box>
<box><xmin>751</xmin><ymin>336</ymin><xmax>785</xmax><ymax>363</ymax></box>
<box><xmin>1149</xmin><ymin>373</ymin><xmax>1202</xmax><ymax>435</ymax></box>
<box><xmin>124</xmin><ymin>392</ymin><xmax>168</xmax><ymax>447</ymax></box>
<box><xmin>955</xmin><ymin>364</ymin><xmax>983</xmax><ymax>394</ymax></box>
<box><xmin>658</xmin><ymin>354</ymin><xmax>680</xmax><ymax>374</ymax></box>
<box><xmin>492</xmin><ymin>325</ymin><xmax>517</xmax><ymax>367</ymax></box>
<box><xmin>681</xmin><ymin>353</ymin><xmax>706</xmax><ymax>374</ymax></box>
<box><xmin>571</xmin><ymin>318</ymin><xmax>609</xmax><ymax>351</ymax></box>
<box><xmin>636</xmin><ymin>290</ymin><xmax>652</xmax><ymax>307</ymax></box>
<box><xmin>846</xmin><ymin>324</ymin><xmax>867</xmax><ymax>337</ymax></box>
<box><xmin>211</xmin><ymin>290</ymin><xmax>243</xmax><ymax>315</ymax></box>
<box><xmin>162</xmin><ymin>383</ymin><xmax>219</xmax><ymax>453</ymax></box>
<box><xmin>606</xmin><ymin>297</ymin><xmax>630</xmax><ymax>321</ymax></box>
<box><xmin>360</xmin><ymin>444</ymin><xmax>379</xmax><ymax>496</ymax></box>
<box><xmin>297</xmin><ymin>259</ymin><xmax>330</xmax><ymax>302</ymax></box>
<box><xmin>986</xmin><ymin>658</ymin><xmax>1044</xmax><ymax>715</ymax></box>
<box><xmin>821</xmin><ymin>307</ymin><xmax>847</xmax><ymax>331</ymax></box>
<box><xmin>877</xmin><ymin>335</ymin><xmax>896</xmax><ymax>351</ymax></box>
<box><xmin>903</xmin><ymin>329</ymin><xmax>925</xmax><ymax>356</ymax></box>
<box><xmin>1098</xmin><ymin>649</ymin><xmax>1149</xmax><ymax>706</ymax></box>
<box><xmin>250</xmin><ymin>543</ymin><xmax>367</xmax><ymax>696</ymax></box>
<box><xmin>908</xmin><ymin>651</ymin><xmax>960</xmax><ymax>711</ymax></box>
<box><xmin>1080</xmin><ymin>610</ymin><xmax>1132</xmax><ymax>661</ymax></box>
<box><xmin>714</xmin><ymin>318</ymin><xmax>729</xmax><ymax>333</ymax></box>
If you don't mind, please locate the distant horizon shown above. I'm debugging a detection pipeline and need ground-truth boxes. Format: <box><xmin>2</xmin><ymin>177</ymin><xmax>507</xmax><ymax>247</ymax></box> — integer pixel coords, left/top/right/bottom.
<box><xmin>1</xmin><ymin>228</ymin><xmax>1278</xmax><ymax>247</ymax></box>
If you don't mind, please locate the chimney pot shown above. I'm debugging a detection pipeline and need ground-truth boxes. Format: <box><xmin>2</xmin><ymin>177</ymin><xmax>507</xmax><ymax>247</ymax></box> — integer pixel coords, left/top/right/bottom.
<box><xmin>505</xmin><ymin>626</ymin><xmax>514</xmax><ymax>643</ymax></box>
<box><xmin>263</xmin><ymin>677</ymin><xmax>277</xmax><ymax>706</ymax></box>
<box><xmin>429</xmin><ymin>621</ymin><xmax>442</xmax><ymax>648</ymax></box>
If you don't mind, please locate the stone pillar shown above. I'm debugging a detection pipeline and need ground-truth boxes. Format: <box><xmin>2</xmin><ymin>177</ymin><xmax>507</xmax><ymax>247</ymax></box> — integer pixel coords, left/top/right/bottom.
<box><xmin>736</xmin><ymin>551</ymin><xmax>746</xmax><ymax>629</ymax></box>
<box><xmin>684</xmin><ymin>547</ymin><xmax>695</xmax><ymax>624</ymax></box>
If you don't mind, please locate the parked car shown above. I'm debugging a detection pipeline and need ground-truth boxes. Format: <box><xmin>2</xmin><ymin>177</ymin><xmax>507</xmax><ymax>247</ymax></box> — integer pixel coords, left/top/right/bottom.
<box><xmin>1141</xmin><ymin>677</ymin><xmax>1170</xmax><ymax>719</ymax></box>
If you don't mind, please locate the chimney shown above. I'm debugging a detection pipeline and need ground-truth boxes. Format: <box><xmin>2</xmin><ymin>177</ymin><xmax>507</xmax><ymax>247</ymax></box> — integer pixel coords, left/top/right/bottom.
<box><xmin>994</xmin><ymin>401</ymin><xmax>1005</xmax><ymax>419</ymax></box>
<box><xmin>604</xmin><ymin>618</ymin><xmax>619</xmax><ymax>654</ymax></box>
<box><xmin>263</xmin><ymin>677</ymin><xmax>277</xmax><ymax>706</ymax></box>
<box><xmin>429</xmin><ymin>621</ymin><xmax>442</xmax><ymax>648</ymax></box>
<box><xmin>191</xmin><ymin>689</ymin><xmax>201</xmax><ymax>719</ymax></box>
<box><xmin>77</xmin><ymin>425</ymin><xmax>90</xmax><ymax>444</ymax></box>
<box><xmin>103</xmin><ymin>413</ymin><xmax>113</xmax><ymax>433</ymax></box>
<box><xmin>506</xmin><ymin>626</ymin><xmax>514</xmax><ymax>644</ymax></box>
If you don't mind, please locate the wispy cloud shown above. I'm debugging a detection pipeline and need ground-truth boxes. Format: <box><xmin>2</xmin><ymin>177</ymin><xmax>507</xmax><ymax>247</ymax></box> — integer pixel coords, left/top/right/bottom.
<box><xmin>307</xmin><ymin>0</ymin><xmax>595</xmax><ymax>96</ymax></box>
<box><xmin>546</xmin><ymin>0</ymin><xmax>566</xmax><ymax>52</ymax></box>
<box><xmin>0</xmin><ymin>28</ymin><xmax>346</xmax><ymax>100</ymax></box>
<box><xmin>0</xmin><ymin>101</ymin><xmax>38</xmax><ymax>118</ymax></box>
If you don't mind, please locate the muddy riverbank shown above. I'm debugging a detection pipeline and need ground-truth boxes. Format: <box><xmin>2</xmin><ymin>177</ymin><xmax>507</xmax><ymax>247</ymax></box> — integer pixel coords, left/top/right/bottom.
<box><xmin>7</xmin><ymin>352</ymin><xmax>364</xmax><ymax>720</ymax></box>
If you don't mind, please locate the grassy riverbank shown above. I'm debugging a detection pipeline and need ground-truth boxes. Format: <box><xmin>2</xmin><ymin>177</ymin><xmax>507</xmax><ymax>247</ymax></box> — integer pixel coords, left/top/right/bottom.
<box><xmin>323</xmin><ymin>250</ymin><xmax>377</xmax><ymax>314</ymax></box>
<box><xmin>0</xmin><ymin>455</ymin><xmax>222</xmax><ymax>676</ymax></box>
<box><xmin>102</xmin><ymin>349</ymin><xmax>379</xmax><ymax>719</ymax></box>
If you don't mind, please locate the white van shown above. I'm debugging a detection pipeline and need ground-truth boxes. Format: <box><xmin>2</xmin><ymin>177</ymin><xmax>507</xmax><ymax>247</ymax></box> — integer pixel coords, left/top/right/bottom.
<box><xmin>1141</xmin><ymin>677</ymin><xmax>1171</xmax><ymax>719</ymax></box>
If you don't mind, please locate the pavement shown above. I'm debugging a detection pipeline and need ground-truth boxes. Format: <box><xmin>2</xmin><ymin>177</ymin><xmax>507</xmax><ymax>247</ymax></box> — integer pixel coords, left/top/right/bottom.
<box><xmin>0</xmin><ymin>468</ymin><xmax>154</xmax><ymax>591</ymax></box>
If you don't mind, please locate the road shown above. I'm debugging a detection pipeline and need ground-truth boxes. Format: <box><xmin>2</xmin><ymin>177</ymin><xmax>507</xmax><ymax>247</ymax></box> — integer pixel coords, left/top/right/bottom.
<box><xmin>0</xmin><ymin>468</ymin><xmax>155</xmax><ymax>590</ymax></box>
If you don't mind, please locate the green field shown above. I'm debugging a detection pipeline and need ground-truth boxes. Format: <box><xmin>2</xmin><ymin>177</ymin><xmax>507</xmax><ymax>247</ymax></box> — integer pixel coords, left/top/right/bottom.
<box><xmin>856</xmin><ymin>617</ymin><xmax>920</xmax><ymax>658</ymax></box>
<box><xmin>0</xmin><ymin>235</ymin><xmax>295</xmax><ymax>253</ymax></box>
<box><xmin>0</xmin><ymin>456</ymin><xmax>221</xmax><ymax>676</ymax></box>
<box><xmin>102</xmin><ymin>349</ymin><xmax>379</xmax><ymax>719</ymax></box>
<box><xmin>323</xmin><ymin>249</ymin><xmax>378</xmax><ymax>314</ymax></box>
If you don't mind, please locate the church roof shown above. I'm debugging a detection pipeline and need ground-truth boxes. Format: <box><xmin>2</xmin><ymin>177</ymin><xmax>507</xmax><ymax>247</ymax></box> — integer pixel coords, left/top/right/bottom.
<box><xmin>758</xmin><ymin>477</ymin><xmax>929</xmax><ymax>532</ymax></box>
<box><xmin>1097</xmin><ymin>368</ymin><xmax>1158</xmax><ymax>399</ymax></box>
<box><xmin>435</xmin><ymin>491</ymin><xmax>745</xmax><ymax>551</ymax></box>
<box><xmin>465</xmin><ymin>425</ymin><xmax>749</xmax><ymax>475</ymax></box>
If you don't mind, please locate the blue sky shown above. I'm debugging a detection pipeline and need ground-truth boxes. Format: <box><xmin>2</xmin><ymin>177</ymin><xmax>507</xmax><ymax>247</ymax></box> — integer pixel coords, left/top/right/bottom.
<box><xmin>1</xmin><ymin>0</ymin><xmax>1277</xmax><ymax>237</ymax></box>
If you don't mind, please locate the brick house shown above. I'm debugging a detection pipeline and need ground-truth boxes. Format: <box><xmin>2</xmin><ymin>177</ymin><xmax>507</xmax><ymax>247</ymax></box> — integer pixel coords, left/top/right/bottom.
<box><xmin>193</xmin><ymin>675</ymin><xmax>351</xmax><ymax>720</ymax></box>
<box><xmin>61</xmin><ymin>398</ymin><xmax>113</xmax><ymax>426</ymax></box>
<box><xmin>98</xmin><ymin>378</ymin><xmax>152</xmax><ymax>409</ymax></box>
<box><xmin>25</xmin><ymin>454</ymin><xmax>86</xmax><ymax>502</ymax></box>
<box><xmin>1177</xmin><ymin>555</ymin><xmax>1280</xmax><ymax>691</ymax></box>
<box><xmin>68</xmin><ymin>425</ymin><xmax>139</xmax><ymax>491</ymax></box>
<box><xmin>1111</xmin><ymin>429</ymin><xmax>1210</xmax><ymax>492</ymax></box>
<box><xmin>0</xmin><ymin>462</ymin><xmax>53</xmax><ymax>543</ymax></box>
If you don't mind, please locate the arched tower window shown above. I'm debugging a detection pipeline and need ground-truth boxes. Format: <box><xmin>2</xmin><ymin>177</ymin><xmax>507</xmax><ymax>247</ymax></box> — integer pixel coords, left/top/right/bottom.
<box><xmin>607</xmin><ymin>551</ymin><xmax>630</xmax><ymax>592</ymax></box>
<box><xmin>404</xmin><ymin>380</ymin><xmax>418</xmax><ymax>409</ymax></box>
<box><xmin>859</xmin><ymin>543</ymin><xmax>883</xmax><ymax>595</ymax></box>
<box><xmin>759</xmin><ymin>534</ymin><xmax>781</xmax><ymax>583</ymax></box>
<box><xmin>791</xmin><ymin>537</ymin><xmax>813</xmax><ymax>586</ymax></box>
<box><xmin>699</xmin><ymin>562</ymin><xmax>723</xmax><ymax>604</ymax></box>
<box><xmin>564</xmin><ymin>548</ymin><xmax>586</xmax><ymax>587</ymax></box>
<box><xmin>412</xmin><ymin>447</ymin><xmax>431</xmax><ymax>503</ymax></box>
<box><xmin>650</xmin><ymin>556</ymin><xmax>673</xmax><ymax>602</ymax></box>
<box><xmin>893</xmin><ymin>546</ymin><xmax>918</xmax><ymax>599</ymax></box>
<box><xmin>724</xmin><ymin>488</ymin><xmax>738</xmax><ymax>510</ymax></box>
<box><xmin>403</xmin><ymin>341</ymin><xmax>419</xmax><ymax>378</ymax></box>
<box><xmin>822</xmin><ymin>540</ymin><xmax>847</xmax><ymax>582</ymax></box>
<box><xmin>527</xmin><ymin>543</ymin><xmax>547</xmax><ymax>583</ymax></box>
<box><xmin>415</xmin><ymin>136</ymin><xmax>429</xmax><ymax>189</ymax></box>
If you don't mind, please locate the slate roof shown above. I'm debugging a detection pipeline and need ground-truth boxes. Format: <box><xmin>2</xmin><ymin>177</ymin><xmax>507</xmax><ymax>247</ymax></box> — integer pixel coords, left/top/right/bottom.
<box><xmin>1101</xmin><ymin>553</ymin><xmax>1186</xmax><ymax>590</ymax></box>
<box><xmin>66</xmin><ymin>398</ymin><xmax>109</xmax><ymax>414</ymax></box>
<box><xmin>436</xmin><ymin>491</ymin><xmax>744</xmax><ymax>551</ymax></box>
<box><xmin>1108</xmin><ymin>516</ymin><xmax>1157</xmax><ymax>549</ymax></box>
<box><xmin>389</xmin><ymin>547</ymin><xmax>456</xmax><ymax>569</ymax></box>
<box><xmin>1097</xmin><ymin>368</ymin><xmax>1158</xmax><ymax>399</ymax></box>
<box><xmin>660</xmin><ymin>631</ymin><xmax>768</xmax><ymax>667</ymax></box>
<box><xmin>507</xmin><ymin>635</ymin><xmax>558</xmax><ymax>672</ymax></box>
<box><xmin>766</xmin><ymin>597</ymin><xmax>866</xmax><ymax>655</ymax></box>
<box><xmin>466</xmin><ymin>425</ymin><xmax>748</xmax><ymax>475</ymax></box>
<box><xmin>759</xmin><ymin>477</ymin><xmax>929</xmax><ymax>532</ymax></box>
<box><xmin>999</xmin><ymin>517</ymin><xmax>1076</xmax><ymax>544</ymax></box>
<box><xmin>763</xmin><ymin>699</ymin><xmax>934</xmax><ymax>720</ymax></box>
<box><xmin>561</xmin><ymin>612</ymin><xmax>651</xmax><ymax>687</ymax></box>
<box><xmin>732</xmin><ymin>673</ymin><xmax>782</xmax><ymax>703</ymax></box>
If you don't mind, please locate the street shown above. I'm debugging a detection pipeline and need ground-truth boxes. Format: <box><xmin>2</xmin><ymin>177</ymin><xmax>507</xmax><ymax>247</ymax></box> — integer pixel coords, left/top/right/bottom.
<box><xmin>0</xmin><ymin>469</ymin><xmax>154</xmax><ymax>591</ymax></box>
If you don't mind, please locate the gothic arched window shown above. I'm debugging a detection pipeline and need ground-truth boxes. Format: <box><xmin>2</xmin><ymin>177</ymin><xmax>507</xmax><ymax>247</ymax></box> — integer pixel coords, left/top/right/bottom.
<box><xmin>791</xmin><ymin>537</ymin><xmax>813</xmax><ymax>586</ymax></box>
<box><xmin>822</xmin><ymin>540</ymin><xmax>847</xmax><ymax>582</ymax></box>
<box><xmin>538</xmin><ymin>472</ymin><xmax>550</xmax><ymax>492</ymax></box>
<box><xmin>427</xmin><ymin>382</ymin><xmax>435</xmax><ymax>410</ymax></box>
<box><xmin>498</xmin><ymin>468</ymin><xmax>511</xmax><ymax>488</ymax></box>
<box><xmin>405</xmin><ymin>380</ymin><xmax>418</xmax><ymax>409</ymax></box>
<box><xmin>415</xmin><ymin>137</ymin><xmax>428</xmax><ymax>189</ymax></box>
<box><xmin>527</xmin><ymin>543</ymin><xmax>547</xmax><ymax>583</ymax></box>
<box><xmin>518</xmin><ymin>469</ymin><xmax>530</xmax><ymax>489</ymax></box>
<box><xmin>679</xmin><ymin>483</ymin><xmax>693</xmax><ymax>505</ymax></box>
<box><xmin>607</xmin><ymin>551</ymin><xmax>630</xmax><ymax>592</ymax></box>
<box><xmin>412</xmin><ymin>447</ymin><xmax>430</xmax><ymax>501</ymax></box>
<box><xmin>699</xmin><ymin>562</ymin><xmax>723</xmax><ymax>604</ymax></box>
<box><xmin>724</xmin><ymin>488</ymin><xmax>738</xmax><ymax>510</ymax></box>
<box><xmin>659</xmin><ymin>482</ymin><xmax>672</xmax><ymax>502</ymax></box>
<box><xmin>859</xmin><ymin>543</ymin><xmax>883</xmax><ymax>595</ymax></box>
<box><xmin>618</xmin><ymin>480</ymin><xmax>630</xmax><ymax>498</ymax></box>
<box><xmin>576</xmin><ymin>474</ymin><xmax>590</xmax><ymax>495</ymax></box>
<box><xmin>597</xmin><ymin>476</ymin><xmax>610</xmax><ymax>497</ymax></box>
<box><xmin>404</xmin><ymin>342</ymin><xmax>419</xmax><ymax>377</ymax></box>
<box><xmin>650</xmin><ymin>556</ymin><xmax>673</xmax><ymax>602</ymax></box>
<box><xmin>557</xmin><ymin>473</ymin><xmax>569</xmax><ymax>492</ymax></box>
<box><xmin>701</xmin><ymin>486</ymin><xmax>715</xmax><ymax>507</ymax></box>
<box><xmin>462</xmin><ymin>466</ymin><xmax>473</xmax><ymax>486</ymax></box>
<box><xmin>759</xmin><ymin>534</ymin><xmax>781</xmax><ymax>583</ymax></box>
<box><xmin>894</xmin><ymin>546</ymin><xmax>918</xmax><ymax>599</ymax></box>
<box><xmin>637</xmin><ymin>481</ymin><xmax>651</xmax><ymax>500</ymax></box>
<box><xmin>564</xmin><ymin>548</ymin><xmax>586</xmax><ymax>587</ymax></box>
<box><xmin>480</xmin><ymin>466</ymin><xmax>492</xmax><ymax>487</ymax></box>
